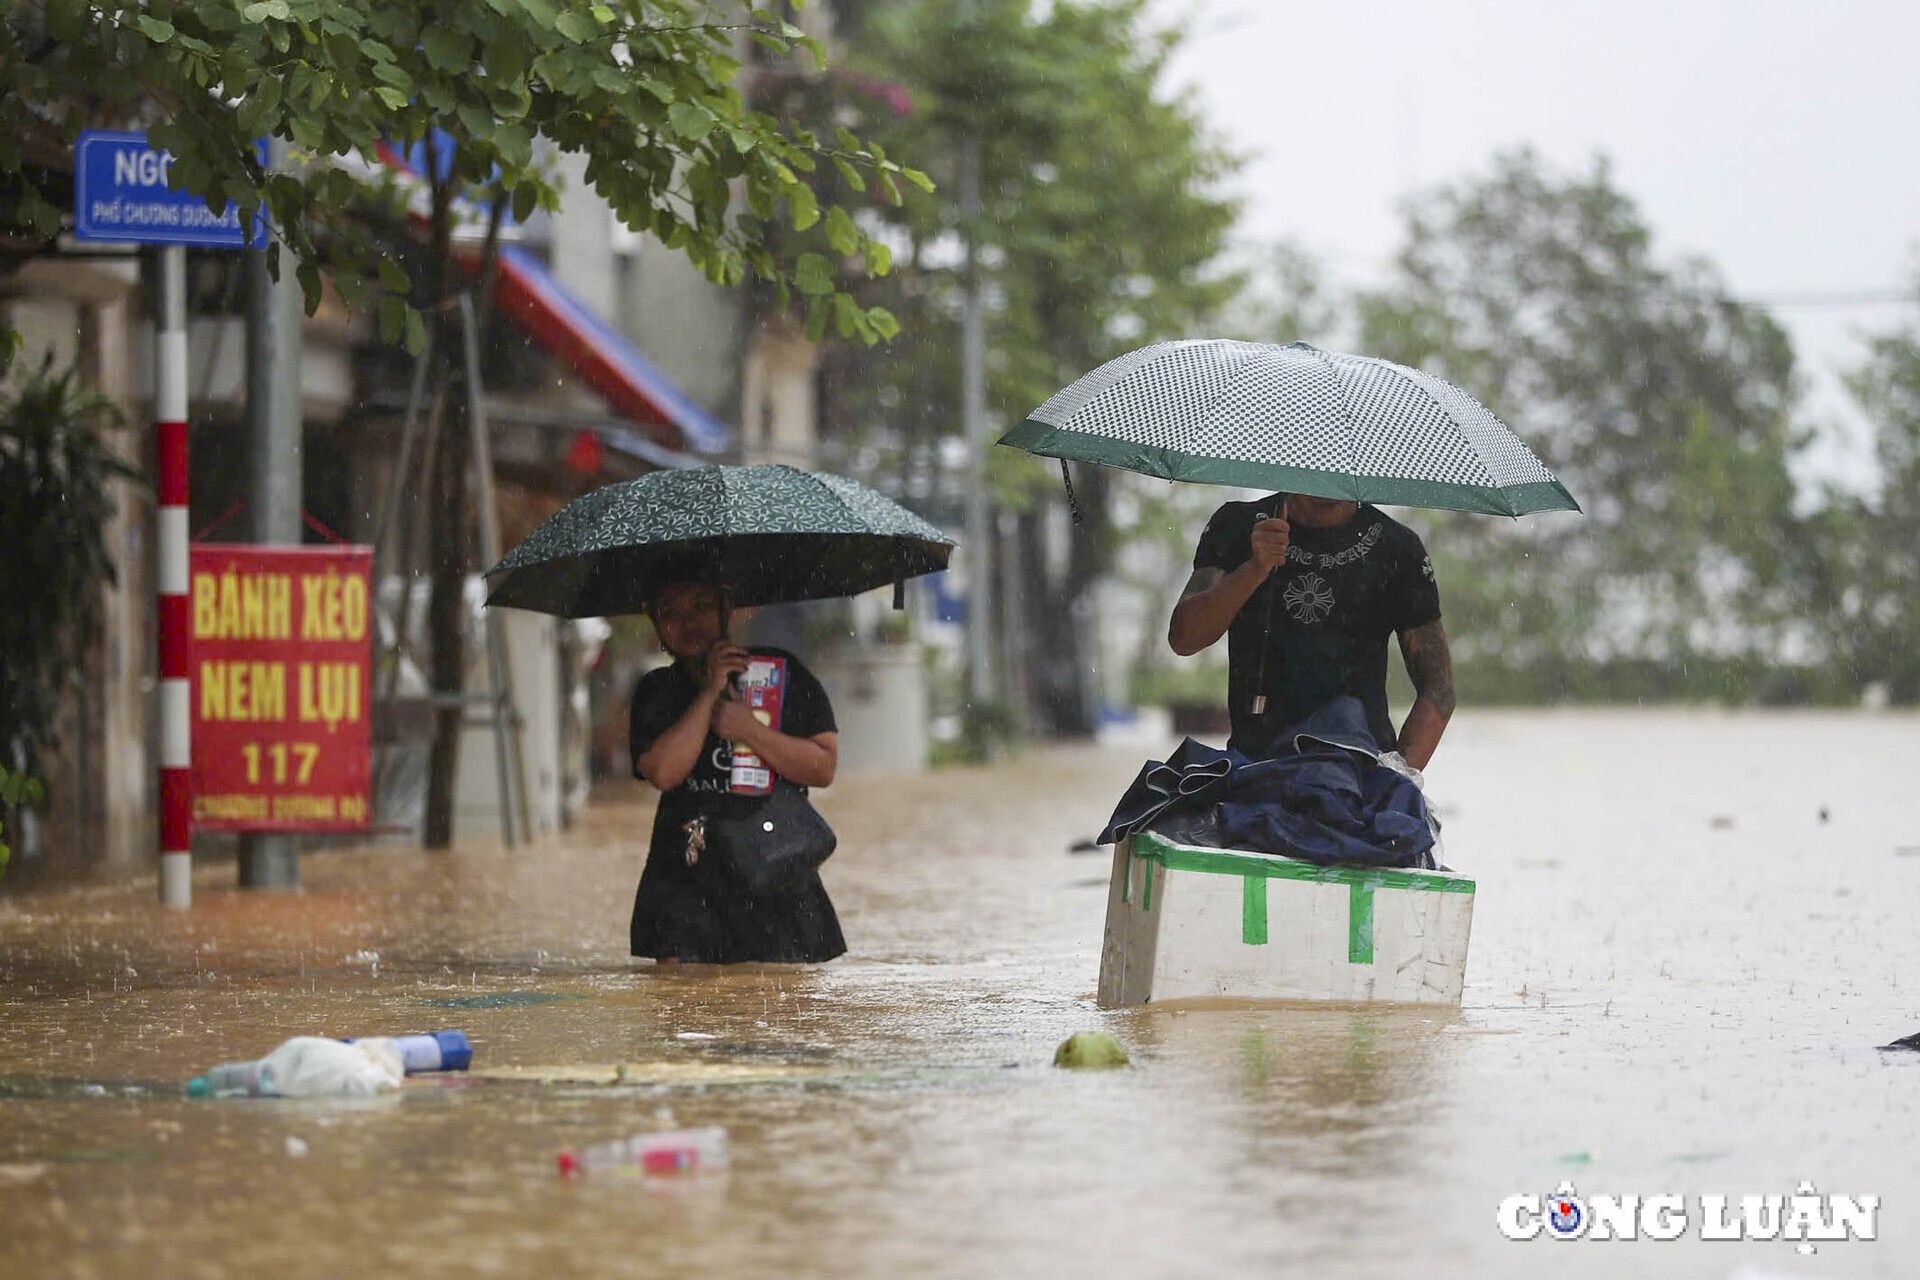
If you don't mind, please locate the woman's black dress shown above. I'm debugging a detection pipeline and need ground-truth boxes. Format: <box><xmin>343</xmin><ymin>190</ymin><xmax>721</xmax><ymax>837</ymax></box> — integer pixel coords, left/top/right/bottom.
<box><xmin>628</xmin><ymin>648</ymin><xmax>846</xmax><ymax>963</ymax></box>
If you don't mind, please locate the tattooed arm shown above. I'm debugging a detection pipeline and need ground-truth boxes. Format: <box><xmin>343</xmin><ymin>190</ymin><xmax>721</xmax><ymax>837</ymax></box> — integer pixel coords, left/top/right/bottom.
<box><xmin>1395</xmin><ymin>618</ymin><xmax>1456</xmax><ymax>770</ymax></box>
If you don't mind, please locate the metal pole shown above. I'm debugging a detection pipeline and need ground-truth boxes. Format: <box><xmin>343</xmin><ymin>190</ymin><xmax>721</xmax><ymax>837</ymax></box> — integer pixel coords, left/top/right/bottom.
<box><xmin>156</xmin><ymin>245</ymin><xmax>192</xmax><ymax>908</ymax></box>
<box><xmin>959</xmin><ymin>132</ymin><xmax>994</xmax><ymax>707</ymax></box>
<box><xmin>460</xmin><ymin>293</ymin><xmax>529</xmax><ymax>847</ymax></box>
<box><xmin>239</xmin><ymin>137</ymin><xmax>303</xmax><ymax>889</ymax></box>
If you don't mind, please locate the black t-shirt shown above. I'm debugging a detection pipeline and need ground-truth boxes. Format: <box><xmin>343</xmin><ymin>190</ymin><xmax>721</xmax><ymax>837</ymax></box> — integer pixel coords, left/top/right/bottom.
<box><xmin>1193</xmin><ymin>499</ymin><xmax>1439</xmax><ymax>756</ymax></box>
<box><xmin>628</xmin><ymin>647</ymin><xmax>837</xmax><ymax>819</ymax></box>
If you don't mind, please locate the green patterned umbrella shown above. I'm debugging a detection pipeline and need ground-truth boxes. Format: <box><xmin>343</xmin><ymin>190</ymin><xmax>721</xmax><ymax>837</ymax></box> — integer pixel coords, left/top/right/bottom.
<box><xmin>484</xmin><ymin>464</ymin><xmax>955</xmax><ymax>617</ymax></box>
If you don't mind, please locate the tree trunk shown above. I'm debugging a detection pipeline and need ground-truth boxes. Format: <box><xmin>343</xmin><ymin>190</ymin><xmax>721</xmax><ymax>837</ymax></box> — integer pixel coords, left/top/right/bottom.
<box><xmin>1017</xmin><ymin>466</ymin><xmax>1109</xmax><ymax>739</ymax></box>
<box><xmin>421</xmin><ymin>351</ymin><xmax>471</xmax><ymax>849</ymax></box>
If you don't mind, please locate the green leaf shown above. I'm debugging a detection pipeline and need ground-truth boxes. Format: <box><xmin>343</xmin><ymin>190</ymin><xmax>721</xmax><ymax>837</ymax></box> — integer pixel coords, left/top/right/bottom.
<box><xmin>864</xmin><ymin>238</ymin><xmax>892</xmax><ymax>278</ymax></box>
<box><xmin>515</xmin><ymin>0</ymin><xmax>561</xmax><ymax>32</ymax></box>
<box><xmin>136</xmin><ymin>15</ymin><xmax>175</xmax><ymax>42</ymax></box>
<box><xmin>376</xmin><ymin>257</ymin><xmax>410</xmax><ymax>295</ymax></box>
<box><xmin>865</xmin><ymin>305</ymin><xmax>901</xmax><ymax>341</ymax></box>
<box><xmin>511</xmin><ymin>180</ymin><xmax>540</xmax><ymax>223</ymax></box>
<box><xmin>556</xmin><ymin>9</ymin><xmax>599</xmax><ymax>41</ymax></box>
<box><xmin>379</xmin><ymin>294</ymin><xmax>406</xmax><ymax>345</ymax></box>
<box><xmin>590</xmin><ymin>4</ymin><xmax>616</xmax><ymax>21</ymax></box>
<box><xmin>900</xmin><ymin>167</ymin><xmax>935</xmax><ymax>194</ymax></box>
<box><xmin>242</xmin><ymin>2</ymin><xmax>274</xmax><ymax>22</ymax></box>
<box><xmin>748</xmin><ymin>31</ymin><xmax>789</xmax><ymax>57</ymax></box>
<box><xmin>421</xmin><ymin>27</ymin><xmax>471</xmax><ymax>72</ymax></box>
<box><xmin>830</xmin><ymin>156</ymin><xmax>865</xmax><ymax>194</ymax></box>
<box><xmin>404</xmin><ymin>305</ymin><xmax>427</xmax><ymax>355</ymax></box>
<box><xmin>636</xmin><ymin>78</ymin><xmax>675</xmax><ymax>104</ymax></box>
<box><xmin>786</xmin><ymin>182</ymin><xmax>818</xmax><ymax>231</ymax></box>
<box><xmin>832</xmin><ymin>291</ymin><xmax>862</xmax><ymax>339</ymax></box>
<box><xmin>667</xmin><ymin>102</ymin><xmax>716</xmax><ymax>142</ymax></box>
<box><xmin>492</xmin><ymin>120</ymin><xmax>533</xmax><ymax>169</ymax></box>
<box><xmin>375</xmin><ymin>86</ymin><xmax>409</xmax><ymax>111</ymax></box>
<box><xmin>803</xmin><ymin>294</ymin><xmax>830</xmax><ymax>343</ymax></box>
<box><xmin>823</xmin><ymin>205</ymin><xmax>858</xmax><ymax>256</ymax></box>
<box><xmin>794</xmin><ymin>251</ymin><xmax>835</xmax><ymax>297</ymax></box>
<box><xmin>744</xmin><ymin>178</ymin><xmax>774</xmax><ymax>220</ymax></box>
<box><xmin>296</xmin><ymin>261</ymin><xmax>322</xmax><ymax>315</ymax></box>
<box><xmin>483</xmin><ymin>37</ymin><xmax>528</xmax><ymax>83</ymax></box>
<box><xmin>457</xmin><ymin>103</ymin><xmax>493</xmax><ymax>139</ymax></box>
<box><xmin>255</xmin><ymin>73</ymin><xmax>283</xmax><ymax>122</ymax></box>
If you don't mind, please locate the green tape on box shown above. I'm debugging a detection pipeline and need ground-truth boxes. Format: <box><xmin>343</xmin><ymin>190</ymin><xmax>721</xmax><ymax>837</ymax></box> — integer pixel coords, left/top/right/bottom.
<box><xmin>1130</xmin><ymin>831</ymin><xmax>1474</xmax><ymax>895</ymax></box>
<box><xmin>1348</xmin><ymin>879</ymin><xmax>1375</xmax><ymax>963</ymax></box>
<box><xmin>1242</xmin><ymin>875</ymin><xmax>1268</xmax><ymax>945</ymax></box>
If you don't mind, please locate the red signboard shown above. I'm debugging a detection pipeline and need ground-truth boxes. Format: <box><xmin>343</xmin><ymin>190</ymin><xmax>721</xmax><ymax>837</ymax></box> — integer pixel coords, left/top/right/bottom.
<box><xmin>189</xmin><ymin>545</ymin><xmax>372</xmax><ymax>832</ymax></box>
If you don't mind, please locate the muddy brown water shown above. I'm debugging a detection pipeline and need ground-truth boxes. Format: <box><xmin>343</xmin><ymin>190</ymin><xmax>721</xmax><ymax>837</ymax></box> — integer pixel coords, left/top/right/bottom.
<box><xmin>1</xmin><ymin>711</ymin><xmax>1914</xmax><ymax>1278</ymax></box>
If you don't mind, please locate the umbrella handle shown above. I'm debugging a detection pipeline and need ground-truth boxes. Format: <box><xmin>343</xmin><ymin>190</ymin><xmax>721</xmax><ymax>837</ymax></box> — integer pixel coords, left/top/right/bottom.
<box><xmin>1251</xmin><ymin>580</ymin><xmax>1275</xmax><ymax>715</ymax></box>
<box><xmin>1249</xmin><ymin>499</ymin><xmax>1289</xmax><ymax>716</ymax></box>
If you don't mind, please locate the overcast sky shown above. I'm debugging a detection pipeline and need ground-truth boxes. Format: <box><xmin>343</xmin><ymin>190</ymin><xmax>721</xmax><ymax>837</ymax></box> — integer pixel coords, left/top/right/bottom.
<box><xmin>1148</xmin><ymin>0</ymin><xmax>1920</xmax><ymax>492</ymax></box>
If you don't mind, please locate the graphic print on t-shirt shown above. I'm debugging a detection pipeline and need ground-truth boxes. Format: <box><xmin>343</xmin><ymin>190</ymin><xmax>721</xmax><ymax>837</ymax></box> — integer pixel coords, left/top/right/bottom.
<box><xmin>629</xmin><ymin>648</ymin><xmax>837</xmax><ymax>800</ymax></box>
<box><xmin>1282</xmin><ymin>572</ymin><xmax>1336</xmax><ymax>625</ymax></box>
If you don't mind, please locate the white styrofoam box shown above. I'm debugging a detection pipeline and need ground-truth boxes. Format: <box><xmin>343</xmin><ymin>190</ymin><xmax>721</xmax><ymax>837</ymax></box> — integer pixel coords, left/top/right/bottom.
<box><xmin>1097</xmin><ymin>831</ymin><xmax>1475</xmax><ymax>1008</ymax></box>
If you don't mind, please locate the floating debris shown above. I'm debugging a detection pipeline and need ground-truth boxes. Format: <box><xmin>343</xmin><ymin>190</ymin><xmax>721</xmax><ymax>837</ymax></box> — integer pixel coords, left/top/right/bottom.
<box><xmin>1053</xmin><ymin>1031</ymin><xmax>1130</xmax><ymax>1069</ymax></box>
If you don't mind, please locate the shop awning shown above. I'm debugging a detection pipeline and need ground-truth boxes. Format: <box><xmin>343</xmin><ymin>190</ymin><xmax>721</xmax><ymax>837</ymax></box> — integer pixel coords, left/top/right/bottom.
<box><xmin>354</xmin><ymin>138</ymin><xmax>732</xmax><ymax>457</ymax></box>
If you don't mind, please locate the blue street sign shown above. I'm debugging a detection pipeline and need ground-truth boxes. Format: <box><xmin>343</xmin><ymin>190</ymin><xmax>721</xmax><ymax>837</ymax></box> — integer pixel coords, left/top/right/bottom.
<box><xmin>73</xmin><ymin>130</ymin><xmax>267</xmax><ymax>248</ymax></box>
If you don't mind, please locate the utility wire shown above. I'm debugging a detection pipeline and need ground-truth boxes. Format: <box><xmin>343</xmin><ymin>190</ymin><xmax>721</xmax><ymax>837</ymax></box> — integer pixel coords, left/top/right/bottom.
<box><xmin>1740</xmin><ymin>290</ymin><xmax>1914</xmax><ymax>310</ymax></box>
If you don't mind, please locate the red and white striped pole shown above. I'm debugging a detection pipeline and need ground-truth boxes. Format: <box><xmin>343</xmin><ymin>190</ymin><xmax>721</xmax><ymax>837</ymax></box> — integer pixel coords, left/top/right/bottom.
<box><xmin>156</xmin><ymin>245</ymin><xmax>192</xmax><ymax>908</ymax></box>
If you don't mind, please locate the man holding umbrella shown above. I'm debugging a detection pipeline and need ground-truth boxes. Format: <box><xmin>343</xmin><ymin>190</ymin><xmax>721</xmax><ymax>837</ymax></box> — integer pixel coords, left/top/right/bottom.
<box><xmin>1168</xmin><ymin>493</ymin><xmax>1455</xmax><ymax>770</ymax></box>
<box><xmin>1000</xmin><ymin>339</ymin><xmax>1580</xmax><ymax>773</ymax></box>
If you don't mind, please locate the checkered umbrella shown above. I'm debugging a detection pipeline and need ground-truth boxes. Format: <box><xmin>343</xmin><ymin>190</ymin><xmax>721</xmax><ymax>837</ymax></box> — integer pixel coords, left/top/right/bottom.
<box><xmin>999</xmin><ymin>340</ymin><xmax>1579</xmax><ymax>516</ymax></box>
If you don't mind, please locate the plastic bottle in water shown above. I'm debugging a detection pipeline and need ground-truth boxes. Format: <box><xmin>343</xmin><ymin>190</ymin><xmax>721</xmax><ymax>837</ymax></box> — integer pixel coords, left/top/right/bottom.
<box><xmin>188</xmin><ymin>1036</ymin><xmax>405</xmax><ymax>1098</ymax></box>
<box><xmin>342</xmin><ymin>1030</ymin><xmax>471</xmax><ymax>1073</ymax></box>
<box><xmin>556</xmin><ymin>1127</ymin><xmax>728</xmax><ymax>1177</ymax></box>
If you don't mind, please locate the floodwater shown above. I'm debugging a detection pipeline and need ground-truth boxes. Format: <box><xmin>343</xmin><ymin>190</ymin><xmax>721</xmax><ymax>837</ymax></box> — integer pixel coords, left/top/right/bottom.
<box><xmin>1</xmin><ymin>710</ymin><xmax>1915</xmax><ymax>1279</ymax></box>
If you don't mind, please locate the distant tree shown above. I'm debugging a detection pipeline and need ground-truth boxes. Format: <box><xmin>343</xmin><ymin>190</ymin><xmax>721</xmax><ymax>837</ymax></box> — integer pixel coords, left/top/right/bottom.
<box><xmin>2</xmin><ymin>0</ymin><xmax>928</xmax><ymax>843</ymax></box>
<box><xmin>819</xmin><ymin>0</ymin><xmax>1241</xmax><ymax>734</ymax></box>
<box><xmin>1803</xmin><ymin>278</ymin><xmax>1920</xmax><ymax>704</ymax></box>
<box><xmin>1357</xmin><ymin>149</ymin><xmax>1808</xmax><ymax>700</ymax></box>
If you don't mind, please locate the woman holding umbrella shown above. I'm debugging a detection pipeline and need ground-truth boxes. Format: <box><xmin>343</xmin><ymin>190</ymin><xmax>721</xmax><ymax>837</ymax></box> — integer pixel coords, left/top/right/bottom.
<box><xmin>627</xmin><ymin>575</ymin><xmax>843</xmax><ymax>964</ymax></box>
<box><xmin>485</xmin><ymin>463</ymin><xmax>953</xmax><ymax>966</ymax></box>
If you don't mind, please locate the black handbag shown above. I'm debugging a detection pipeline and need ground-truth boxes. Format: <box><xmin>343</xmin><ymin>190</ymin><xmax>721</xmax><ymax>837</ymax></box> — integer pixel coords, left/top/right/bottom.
<box><xmin>684</xmin><ymin>787</ymin><xmax>836</xmax><ymax>897</ymax></box>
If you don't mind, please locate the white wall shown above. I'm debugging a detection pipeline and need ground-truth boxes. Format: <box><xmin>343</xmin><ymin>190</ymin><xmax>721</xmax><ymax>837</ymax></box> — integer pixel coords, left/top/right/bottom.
<box><xmin>453</xmin><ymin>609</ymin><xmax>564</xmax><ymax>841</ymax></box>
<box><xmin>811</xmin><ymin>643</ymin><xmax>929</xmax><ymax>774</ymax></box>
